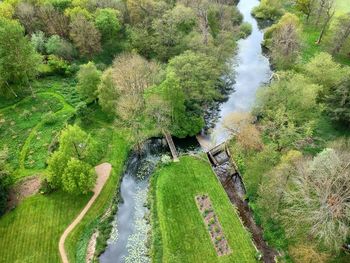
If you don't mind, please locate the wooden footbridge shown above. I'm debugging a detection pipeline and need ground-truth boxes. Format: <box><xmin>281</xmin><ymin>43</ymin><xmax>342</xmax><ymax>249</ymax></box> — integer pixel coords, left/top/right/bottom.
<box><xmin>163</xmin><ymin>130</ymin><xmax>179</xmax><ymax>162</ymax></box>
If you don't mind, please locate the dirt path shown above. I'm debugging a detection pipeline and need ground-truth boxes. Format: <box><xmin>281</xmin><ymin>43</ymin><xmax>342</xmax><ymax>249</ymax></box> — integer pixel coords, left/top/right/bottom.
<box><xmin>59</xmin><ymin>163</ymin><xmax>112</xmax><ymax>263</ymax></box>
<box><xmin>7</xmin><ymin>175</ymin><xmax>41</xmax><ymax>210</ymax></box>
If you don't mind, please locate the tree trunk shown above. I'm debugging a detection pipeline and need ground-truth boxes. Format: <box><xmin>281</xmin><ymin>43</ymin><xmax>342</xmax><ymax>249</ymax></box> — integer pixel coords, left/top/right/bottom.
<box><xmin>332</xmin><ymin>24</ymin><xmax>350</xmax><ymax>55</ymax></box>
<box><xmin>316</xmin><ymin>11</ymin><xmax>334</xmax><ymax>44</ymax></box>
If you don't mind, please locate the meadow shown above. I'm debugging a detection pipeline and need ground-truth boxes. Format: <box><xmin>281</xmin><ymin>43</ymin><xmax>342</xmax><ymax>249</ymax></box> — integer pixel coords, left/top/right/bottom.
<box><xmin>151</xmin><ymin>156</ymin><xmax>258</xmax><ymax>263</ymax></box>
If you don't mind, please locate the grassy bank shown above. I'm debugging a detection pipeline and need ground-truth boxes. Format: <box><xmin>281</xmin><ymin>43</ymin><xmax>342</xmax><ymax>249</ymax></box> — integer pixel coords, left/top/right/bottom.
<box><xmin>151</xmin><ymin>155</ymin><xmax>257</xmax><ymax>263</ymax></box>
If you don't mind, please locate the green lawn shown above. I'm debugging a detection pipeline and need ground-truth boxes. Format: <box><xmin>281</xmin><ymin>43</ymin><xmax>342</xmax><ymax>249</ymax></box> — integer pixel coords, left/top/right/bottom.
<box><xmin>0</xmin><ymin>191</ymin><xmax>90</xmax><ymax>263</ymax></box>
<box><xmin>151</xmin><ymin>156</ymin><xmax>258</xmax><ymax>263</ymax></box>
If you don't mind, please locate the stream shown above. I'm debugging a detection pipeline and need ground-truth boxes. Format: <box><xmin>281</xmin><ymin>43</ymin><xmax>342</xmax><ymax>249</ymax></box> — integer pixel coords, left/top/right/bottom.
<box><xmin>100</xmin><ymin>0</ymin><xmax>273</xmax><ymax>262</ymax></box>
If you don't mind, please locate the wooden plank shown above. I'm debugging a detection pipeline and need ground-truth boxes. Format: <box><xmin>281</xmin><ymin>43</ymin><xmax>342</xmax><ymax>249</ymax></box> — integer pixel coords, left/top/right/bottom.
<box><xmin>163</xmin><ymin>130</ymin><xmax>179</xmax><ymax>162</ymax></box>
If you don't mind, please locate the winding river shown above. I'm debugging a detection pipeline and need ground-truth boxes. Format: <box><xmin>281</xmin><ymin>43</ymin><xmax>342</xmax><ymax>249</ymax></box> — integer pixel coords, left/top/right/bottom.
<box><xmin>207</xmin><ymin>0</ymin><xmax>271</xmax><ymax>145</ymax></box>
<box><xmin>100</xmin><ymin>0</ymin><xmax>272</xmax><ymax>261</ymax></box>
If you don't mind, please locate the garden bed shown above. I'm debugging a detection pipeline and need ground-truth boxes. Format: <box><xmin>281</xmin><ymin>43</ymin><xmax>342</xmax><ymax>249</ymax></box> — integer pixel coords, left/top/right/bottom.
<box><xmin>196</xmin><ymin>194</ymin><xmax>231</xmax><ymax>256</ymax></box>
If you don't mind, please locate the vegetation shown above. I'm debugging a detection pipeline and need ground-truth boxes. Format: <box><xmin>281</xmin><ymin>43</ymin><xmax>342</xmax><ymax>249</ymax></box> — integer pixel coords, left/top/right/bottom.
<box><xmin>226</xmin><ymin>1</ymin><xmax>350</xmax><ymax>262</ymax></box>
<box><xmin>151</xmin><ymin>156</ymin><xmax>258</xmax><ymax>263</ymax></box>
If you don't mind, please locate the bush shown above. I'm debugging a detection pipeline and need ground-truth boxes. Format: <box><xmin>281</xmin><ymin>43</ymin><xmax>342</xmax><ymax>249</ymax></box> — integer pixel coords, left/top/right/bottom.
<box><xmin>45</xmin><ymin>35</ymin><xmax>76</xmax><ymax>60</ymax></box>
<box><xmin>252</xmin><ymin>0</ymin><xmax>284</xmax><ymax>21</ymax></box>
<box><xmin>76</xmin><ymin>102</ymin><xmax>93</xmax><ymax>124</ymax></box>
<box><xmin>47</xmin><ymin>55</ymin><xmax>71</xmax><ymax>76</ymax></box>
<box><xmin>239</xmin><ymin>22</ymin><xmax>252</xmax><ymax>38</ymax></box>
<box><xmin>43</xmin><ymin>111</ymin><xmax>58</xmax><ymax>125</ymax></box>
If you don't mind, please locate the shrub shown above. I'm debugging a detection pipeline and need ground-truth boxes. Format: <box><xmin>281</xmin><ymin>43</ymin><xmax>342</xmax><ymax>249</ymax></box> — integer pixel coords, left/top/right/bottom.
<box><xmin>239</xmin><ymin>22</ymin><xmax>252</xmax><ymax>38</ymax></box>
<box><xmin>47</xmin><ymin>55</ymin><xmax>71</xmax><ymax>76</ymax></box>
<box><xmin>252</xmin><ymin>0</ymin><xmax>284</xmax><ymax>21</ymax></box>
<box><xmin>43</xmin><ymin>111</ymin><xmax>58</xmax><ymax>125</ymax></box>
<box><xmin>31</xmin><ymin>31</ymin><xmax>46</xmax><ymax>53</ymax></box>
<box><xmin>45</xmin><ymin>35</ymin><xmax>76</xmax><ymax>60</ymax></box>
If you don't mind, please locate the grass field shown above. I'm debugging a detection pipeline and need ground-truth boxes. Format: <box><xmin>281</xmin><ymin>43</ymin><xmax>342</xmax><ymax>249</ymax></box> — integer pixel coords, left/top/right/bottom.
<box><xmin>0</xmin><ymin>76</ymin><xmax>133</xmax><ymax>263</ymax></box>
<box><xmin>0</xmin><ymin>191</ymin><xmax>90</xmax><ymax>263</ymax></box>
<box><xmin>151</xmin><ymin>155</ymin><xmax>258</xmax><ymax>263</ymax></box>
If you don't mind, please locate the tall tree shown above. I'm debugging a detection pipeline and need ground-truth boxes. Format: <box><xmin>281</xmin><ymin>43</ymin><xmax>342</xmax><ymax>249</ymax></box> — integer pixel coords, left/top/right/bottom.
<box><xmin>76</xmin><ymin>62</ymin><xmax>101</xmax><ymax>103</ymax></box>
<box><xmin>268</xmin><ymin>13</ymin><xmax>301</xmax><ymax>69</ymax></box>
<box><xmin>94</xmin><ymin>8</ymin><xmax>121</xmax><ymax>42</ymax></box>
<box><xmin>69</xmin><ymin>14</ymin><xmax>101</xmax><ymax>57</ymax></box>
<box><xmin>315</xmin><ymin>0</ymin><xmax>335</xmax><ymax>44</ymax></box>
<box><xmin>0</xmin><ymin>18</ymin><xmax>40</xmax><ymax>97</ymax></box>
<box><xmin>282</xmin><ymin>146</ymin><xmax>350</xmax><ymax>252</ymax></box>
<box><xmin>295</xmin><ymin>0</ymin><xmax>316</xmax><ymax>22</ymax></box>
<box><xmin>331</xmin><ymin>13</ymin><xmax>350</xmax><ymax>55</ymax></box>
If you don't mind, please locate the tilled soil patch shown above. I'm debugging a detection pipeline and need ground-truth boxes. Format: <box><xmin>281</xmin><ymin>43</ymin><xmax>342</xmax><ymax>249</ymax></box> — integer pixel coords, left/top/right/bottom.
<box><xmin>196</xmin><ymin>194</ymin><xmax>231</xmax><ymax>256</ymax></box>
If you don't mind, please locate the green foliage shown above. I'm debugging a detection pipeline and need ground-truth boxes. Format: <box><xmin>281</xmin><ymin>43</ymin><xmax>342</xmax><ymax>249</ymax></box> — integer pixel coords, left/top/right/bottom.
<box><xmin>76</xmin><ymin>62</ymin><xmax>101</xmax><ymax>103</ymax></box>
<box><xmin>0</xmin><ymin>17</ymin><xmax>41</xmax><ymax>97</ymax></box>
<box><xmin>45</xmin><ymin>35</ymin><xmax>76</xmax><ymax>60</ymax></box>
<box><xmin>252</xmin><ymin>0</ymin><xmax>284</xmax><ymax>20</ymax></box>
<box><xmin>168</xmin><ymin>51</ymin><xmax>222</xmax><ymax>111</ymax></box>
<box><xmin>0</xmin><ymin>147</ymin><xmax>11</xmax><ymax>216</ymax></box>
<box><xmin>239</xmin><ymin>22</ymin><xmax>253</xmax><ymax>38</ymax></box>
<box><xmin>0</xmin><ymin>2</ymin><xmax>14</xmax><ymax>19</ymax></box>
<box><xmin>31</xmin><ymin>31</ymin><xmax>46</xmax><ymax>53</ymax></box>
<box><xmin>47</xmin><ymin>125</ymin><xmax>100</xmax><ymax>192</ymax></box>
<box><xmin>97</xmin><ymin>69</ymin><xmax>118</xmax><ymax>115</ymax></box>
<box><xmin>94</xmin><ymin>8</ymin><xmax>120</xmax><ymax>42</ymax></box>
<box><xmin>47</xmin><ymin>54</ymin><xmax>71</xmax><ymax>76</ymax></box>
<box><xmin>151</xmin><ymin>4</ymin><xmax>196</xmax><ymax>61</ymax></box>
<box><xmin>255</xmin><ymin>72</ymin><xmax>321</xmax><ymax>151</ymax></box>
<box><xmin>62</xmin><ymin>158</ymin><xmax>96</xmax><ymax>195</ymax></box>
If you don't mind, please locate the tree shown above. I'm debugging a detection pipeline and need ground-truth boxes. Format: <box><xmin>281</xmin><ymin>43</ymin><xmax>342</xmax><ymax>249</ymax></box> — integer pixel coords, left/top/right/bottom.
<box><xmin>98</xmin><ymin>53</ymin><xmax>160</xmax><ymax>142</ymax></box>
<box><xmin>0</xmin><ymin>2</ymin><xmax>14</xmax><ymax>19</ymax></box>
<box><xmin>282</xmin><ymin>147</ymin><xmax>350</xmax><ymax>252</ymax></box>
<box><xmin>223</xmin><ymin>112</ymin><xmax>263</xmax><ymax>151</ymax></box>
<box><xmin>255</xmin><ymin>72</ymin><xmax>320</xmax><ymax>151</ymax></box>
<box><xmin>37</xmin><ymin>4</ymin><xmax>69</xmax><ymax>37</ymax></box>
<box><xmin>304</xmin><ymin>52</ymin><xmax>345</xmax><ymax>99</ymax></box>
<box><xmin>151</xmin><ymin>4</ymin><xmax>196</xmax><ymax>61</ymax></box>
<box><xmin>98</xmin><ymin>69</ymin><xmax>119</xmax><ymax>114</ymax></box>
<box><xmin>257</xmin><ymin>150</ymin><xmax>302</xmax><ymax>223</ymax></box>
<box><xmin>94</xmin><ymin>8</ymin><xmax>121</xmax><ymax>42</ymax></box>
<box><xmin>15</xmin><ymin>2</ymin><xmax>38</xmax><ymax>34</ymax></box>
<box><xmin>62</xmin><ymin>158</ymin><xmax>96</xmax><ymax>194</ymax></box>
<box><xmin>31</xmin><ymin>31</ymin><xmax>46</xmax><ymax>53</ymax></box>
<box><xmin>45</xmin><ymin>35</ymin><xmax>76</xmax><ymax>60</ymax></box>
<box><xmin>156</xmin><ymin>72</ymin><xmax>204</xmax><ymax>137</ymax></box>
<box><xmin>315</xmin><ymin>0</ymin><xmax>335</xmax><ymax>44</ymax></box>
<box><xmin>76</xmin><ymin>62</ymin><xmax>101</xmax><ymax>103</ymax></box>
<box><xmin>0</xmin><ymin>18</ymin><xmax>41</xmax><ymax>97</ymax></box>
<box><xmin>167</xmin><ymin>51</ymin><xmax>222</xmax><ymax>112</ymax></box>
<box><xmin>331</xmin><ymin>13</ymin><xmax>350</xmax><ymax>55</ymax></box>
<box><xmin>267</xmin><ymin>13</ymin><xmax>301</xmax><ymax>69</ymax></box>
<box><xmin>295</xmin><ymin>0</ymin><xmax>316</xmax><ymax>21</ymax></box>
<box><xmin>69</xmin><ymin>14</ymin><xmax>101</xmax><ymax>57</ymax></box>
<box><xmin>47</xmin><ymin>125</ymin><xmax>100</xmax><ymax>191</ymax></box>
<box><xmin>324</xmin><ymin>72</ymin><xmax>350</xmax><ymax>124</ymax></box>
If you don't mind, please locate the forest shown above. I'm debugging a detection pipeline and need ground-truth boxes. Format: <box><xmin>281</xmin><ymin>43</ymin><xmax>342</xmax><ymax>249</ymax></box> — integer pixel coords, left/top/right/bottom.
<box><xmin>0</xmin><ymin>0</ymin><xmax>349</xmax><ymax>262</ymax></box>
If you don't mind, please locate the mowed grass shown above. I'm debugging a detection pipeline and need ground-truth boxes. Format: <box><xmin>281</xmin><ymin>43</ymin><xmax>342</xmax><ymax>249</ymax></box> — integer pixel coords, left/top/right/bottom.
<box><xmin>0</xmin><ymin>191</ymin><xmax>90</xmax><ymax>263</ymax></box>
<box><xmin>152</xmin><ymin>156</ymin><xmax>257</xmax><ymax>263</ymax></box>
<box><xmin>65</xmin><ymin>127</ymin><xmax>131</xmax><ymax>262</ymax></box>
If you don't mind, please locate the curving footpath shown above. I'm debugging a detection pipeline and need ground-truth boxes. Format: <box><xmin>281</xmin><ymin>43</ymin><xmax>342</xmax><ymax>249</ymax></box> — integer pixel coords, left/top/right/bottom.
<box><xmin>59</xmin><ymin>163</ymin><xmax>112</xmax><ymax>263</ymax></box>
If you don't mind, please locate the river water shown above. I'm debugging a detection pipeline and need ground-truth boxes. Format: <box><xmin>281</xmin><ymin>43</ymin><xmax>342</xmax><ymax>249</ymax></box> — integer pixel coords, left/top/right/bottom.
<box><xmin>100</xmin><ymin>0</ymin><xmax>271</xmax><ymax>262</ymax></box>
<box><xmin>206</xmin><ymin>0</ymin><xmax>271</xmax><ymax>146</ymax></box>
